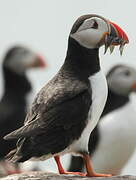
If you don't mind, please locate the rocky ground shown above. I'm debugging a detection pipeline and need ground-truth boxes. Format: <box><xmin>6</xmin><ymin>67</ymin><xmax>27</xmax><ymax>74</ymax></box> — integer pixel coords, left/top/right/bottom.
<box><xmin>0</xmin><ymin>172</ymin><xmax>136</xmax><ymax>180</ymax></box>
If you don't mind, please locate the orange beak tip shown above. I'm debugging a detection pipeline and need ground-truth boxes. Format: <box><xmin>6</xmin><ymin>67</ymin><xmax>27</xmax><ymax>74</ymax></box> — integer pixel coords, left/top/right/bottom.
<box><xmin>37</xmin><ymin>55</ymin><xmax>47</xmax><ymax>68</ymax></box>
<box><xmin>109</xmin><ymin>21</ymin><xmax>129</xmax><ymax>45</ymax></box>
<box><xmin>132</xmin><ymin>83</ymin><xmax>136</xmax><ymax>92</ymax></box>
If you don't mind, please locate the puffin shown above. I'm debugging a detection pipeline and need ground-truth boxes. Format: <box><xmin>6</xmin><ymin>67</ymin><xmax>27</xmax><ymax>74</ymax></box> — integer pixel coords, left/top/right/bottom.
<box><xmin>91</xmin><ymin>64</ymin><xmax>136</xmax><ymax>175</ymax></box>
<box><xmin>69</xmin><ymin>64</ymin><xmax>136</xmax><ymax>174</ymax></box>
<box><xmin>0</xmin><ymin>45</ymin><xmax>46</xmax><ymax>174</ymax></box>
<box><xmin>4</xmin><ymin>14</ymin><xmax>129</xmax><ymax>177</ymax></box>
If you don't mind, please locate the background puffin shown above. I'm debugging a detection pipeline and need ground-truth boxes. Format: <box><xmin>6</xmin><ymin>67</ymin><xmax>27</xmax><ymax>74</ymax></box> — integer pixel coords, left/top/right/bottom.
<box><xmin>4</xmin><ymin>14</ymin><xmax>128</xmax><ymax>177</ymax></box>
<box><xmin>91</xmin><ymin>64</ymin><xmax>136</xmax><ymax>175</ymax></box>
<box><xmin>69</xmin><ymin>64</ymin><xmax>136</xmax><ymax>175</ymax></box>
<box><xmin>0</xmin><ymin>45</ymin><xmax>46</xmax><ymax>175</ymax></box>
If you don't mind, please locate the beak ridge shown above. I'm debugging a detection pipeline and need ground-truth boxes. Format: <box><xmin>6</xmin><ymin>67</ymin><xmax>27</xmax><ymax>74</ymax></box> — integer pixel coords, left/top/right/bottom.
<box><xmin>132</xmin><ymin>83</ymin><xmax>136</xmax><ymax>92</ymax></box>
<box><xmin>36</xmin><ymin>55</ymin><xmax>47</xmax><ymax>68</ymax></box>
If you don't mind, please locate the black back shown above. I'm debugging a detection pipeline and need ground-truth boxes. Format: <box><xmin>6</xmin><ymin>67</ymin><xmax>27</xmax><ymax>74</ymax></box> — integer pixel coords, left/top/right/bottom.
<box><xmin>0</xmin><ymin>61</ymin><xmax>31</xmax><ymax>158</ymax></box>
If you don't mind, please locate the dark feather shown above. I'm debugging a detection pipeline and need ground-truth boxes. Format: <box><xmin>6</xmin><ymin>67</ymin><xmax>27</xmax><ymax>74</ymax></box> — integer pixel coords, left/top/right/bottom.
<box><xmin>5</xmin><ymin>89</ymin><xmax>92</xmax><ymax>162</ymax></box>
<box><xmin>5</xmin><ymin>68</ymin><xmax>89</xmax><ymax>140</ymax></box>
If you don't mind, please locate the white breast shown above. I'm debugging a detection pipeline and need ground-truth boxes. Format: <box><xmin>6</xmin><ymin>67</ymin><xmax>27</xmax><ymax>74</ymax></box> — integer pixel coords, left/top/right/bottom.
<box><xmin>92</xmin><ymin>96</ymin><xmax>136</xmax><ymax>175</ymax></box>
<box><xmin>71</xmin><ymin>70</ymin><xmax>108</xmax><ymax>153</ymax></box>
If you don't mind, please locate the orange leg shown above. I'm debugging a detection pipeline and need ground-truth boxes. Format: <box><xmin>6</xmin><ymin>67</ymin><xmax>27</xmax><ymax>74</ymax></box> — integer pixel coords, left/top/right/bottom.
<box><xmin>83</xmin><ymin>154</ymin><xmax>112</xmax><ymax>177</ymax></box>
<box><xmin>1</xmin><ymin>161</ymin><xmax>21</xmax><ymax>175</ymax></box>
<box><xmin>14</xmin><ymin>163</ymin><xmax>21</xmax><ymax>174</ymax></box>
<box><xmin>54</xmin><ymin>155</ymin><xmax>86</xmax><ymax>176</ymax></box>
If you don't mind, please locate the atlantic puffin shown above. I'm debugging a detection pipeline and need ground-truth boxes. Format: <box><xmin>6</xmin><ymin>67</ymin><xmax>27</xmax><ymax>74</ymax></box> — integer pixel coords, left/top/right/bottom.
<box><xmin>4</xmin><ymin>14</ymin><xmax>129</xmax><ymax>177</ymax></box>
<box><xmin>0</xmin><ymin>46</ymin><xmax>46</xmax><ymax>174</ymax></box>
<box><xmin>69</xmin><ymin>64</ymin><xmax>136</xmax><ymax>174</ymax></box>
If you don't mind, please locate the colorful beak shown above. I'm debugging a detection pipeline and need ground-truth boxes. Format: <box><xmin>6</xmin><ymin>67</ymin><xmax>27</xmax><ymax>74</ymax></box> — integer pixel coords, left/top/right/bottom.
<box><xmin>26</xmin><ymin>54</ymin><xmax>47</xmax><ymax>69</ymax></box>
<box><xmin>104</xmin><ymin>21</ymin><xmax>129</xmax><ymax>55</ymax></box>
<box><xmin>36</xmin><ymin>55</ymin><xmax>47</xmax><ymax>68</ymax></box>
<box><xmin>132</xmin><ymin>83</ymin><xmax>136</xmax><ymax>92</ymax></box>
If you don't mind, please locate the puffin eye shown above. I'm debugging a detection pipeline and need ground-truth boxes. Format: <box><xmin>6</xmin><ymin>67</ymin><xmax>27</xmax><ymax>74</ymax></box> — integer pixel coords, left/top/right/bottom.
<box><xmin>124</xmin><ymin>70</ymin><xmax>130</xmax><ymax>76</ymax></box>
<box><xmin>91</xmin><ymin>20</ymin><xmax>98</xmax><ymax>29</ymax></box>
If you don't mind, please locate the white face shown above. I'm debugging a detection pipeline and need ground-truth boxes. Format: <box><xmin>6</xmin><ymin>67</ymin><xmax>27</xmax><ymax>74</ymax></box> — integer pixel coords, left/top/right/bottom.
<box><xmin>70</xmin><ymin>17</ymin><xmax>109</xmax><ymax>49</ymax></box>
<box><xmin>4</xmin><ymin>47</ymin><xmax>37</xmax><ymax>74</ymax></box>
<box><xmin>107</xmin><ymin>66</ymin><xmax>136</xmax><ymax>96</ymax></box>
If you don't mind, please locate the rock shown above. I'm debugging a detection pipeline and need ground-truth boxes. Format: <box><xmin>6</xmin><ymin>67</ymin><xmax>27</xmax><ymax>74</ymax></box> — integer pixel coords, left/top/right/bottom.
<box><xmin>0</xmin><ymin>172</ymin><xmax>136</xmax><ymax>180</ymax></box>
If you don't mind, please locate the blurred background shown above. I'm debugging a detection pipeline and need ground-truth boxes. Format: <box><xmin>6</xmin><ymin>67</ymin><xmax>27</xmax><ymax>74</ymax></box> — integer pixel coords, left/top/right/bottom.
<box><xmin>0</xmin><ymin>0</ymin><xmax>136</xmax><ymax>176</ymax></box>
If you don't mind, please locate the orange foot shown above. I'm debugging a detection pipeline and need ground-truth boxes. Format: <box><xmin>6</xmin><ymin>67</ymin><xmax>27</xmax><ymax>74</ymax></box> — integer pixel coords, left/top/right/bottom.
<box><xmin>60</xmin><ymin>171</ymin><xmax>86</xmax><ymax>176</ymax></box>
<box><xmin>7</xmin><ymin>170</ymin><xmax>22</xmax><ymax>175</ymax></box>
<box><xmin>83</xmin><ymin>154</ymin><xmax>112</xmax><ymax>177</ymax></box>
<box><xmin>86</xmin><ymin>172</ymin><xmax>112</xmax><ymax>177</ymax></box>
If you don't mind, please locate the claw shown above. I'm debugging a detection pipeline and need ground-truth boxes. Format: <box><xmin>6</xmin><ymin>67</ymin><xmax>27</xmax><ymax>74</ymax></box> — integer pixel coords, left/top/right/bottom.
<box><xmin>109</xmin><ymin>45</ymin><xmax>115</xmax><ymax>54</ymax></box>
<box><xmin>119</xmin><ymin>44</ymin><xmax>124</xmax><ymax>56</ymax></box>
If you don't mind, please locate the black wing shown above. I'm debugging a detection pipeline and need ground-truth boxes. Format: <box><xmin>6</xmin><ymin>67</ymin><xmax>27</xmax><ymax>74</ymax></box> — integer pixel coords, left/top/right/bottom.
<box><xmin>4</xmin><ymin>71</ymin><xmax>90</xmax><ymax>140</ymax></box>
<box><xmin>0</xmin><ymin>98</ymin><xmax>26</xmax><ymax>137</ymax></box>
<box><xmin>0</xmin><ymin>100</ymin><xmax>14</xmax><ymax>125</ymax></box>
<box><xmin>7</xmin><ymin>89</ymin><xmax>92</xmax><ymax>159</ymax></box>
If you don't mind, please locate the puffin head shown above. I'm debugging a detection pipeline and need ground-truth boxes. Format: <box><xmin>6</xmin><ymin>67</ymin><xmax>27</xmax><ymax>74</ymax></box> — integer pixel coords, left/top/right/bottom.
<box><xmin>70</xmin><ymin>14</ymin><xmax>129</xmax><ymax>55</ymax></box>
<box><xmin>107</xmin><ymin>65</ymin><xmax>136</xmax><ymax>96</ymax></box>
<box><xmin>3</xmin><ymin>46</ymin><xmax>46</xmax><ymax>74</ymax></box>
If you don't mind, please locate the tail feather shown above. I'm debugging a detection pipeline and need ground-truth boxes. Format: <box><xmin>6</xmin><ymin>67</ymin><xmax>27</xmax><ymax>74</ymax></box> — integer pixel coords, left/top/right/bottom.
<box><xmin>5</xmin><ymin>149</ymin><xmax>16</xmax><ymax>161</ymax></box>
<box><xmin>5</xmin><ymin>138</ymin><xmax>31</xmax><ymax>163</ymax></box>
<box><xmin>5</xmin><ymin>149</ymin><xmax>22</xmax><ymax>163</ymax></box>
<box><xmin>4</xmin><ymin>126</ymin><xmax>28</xmax><ymax>140</ymax></box>
<box><xmin>4</xmin><ymin>120</ymin><xmax>40</xmax><ymax>140</ymax></box>
<box><xmin>6</xmin><ymin>149</ymin><xmax>30</xmax><ymax>163</ymax></box>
